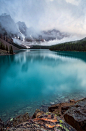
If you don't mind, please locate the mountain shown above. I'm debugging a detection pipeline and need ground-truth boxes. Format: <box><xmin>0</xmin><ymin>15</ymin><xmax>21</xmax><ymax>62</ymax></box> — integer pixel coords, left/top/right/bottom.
<box><xmin>0</xmin><ymin>14</ymin><xmax>70</xmax><ymax>44</ymax></box>
<box><xmin>25</xmin><ymin>28</ymin><xmax>69</xmax><ymax>42</ymax></box>
<box><xmin>0</xmin><ymin>14</ymin><xmax>26</xmax><ymax>42</ymax></box>
<box><xmin>81</xmin><ymin>37</ymin><xmax>86</xmax><ymax>41</ymax></box>
<box><xmin>0</xmin><ymin>14</ymin><xmax>18</xmax><ymax>35</ymax></box>
<box><xmin>16</xmin><ymin>20</ymin><xmax>69</xmax><ymax>42</ymax></box>
<box><xmin>0</xmin><ymin>14</ymin><xmax>27</xmax><ymax>49</ymax></box>
<box><xmin>41</xmin><ymin>29</ymin><xmax>69</xmax><ymax>41</ymax></box>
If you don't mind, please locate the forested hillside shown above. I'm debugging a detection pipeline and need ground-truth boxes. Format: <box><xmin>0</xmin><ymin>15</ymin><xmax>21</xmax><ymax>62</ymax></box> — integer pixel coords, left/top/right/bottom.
<box><xmin>50</xmin><ymin>38</ymin><xmax>86</xmax><ymax>51</ymax></box>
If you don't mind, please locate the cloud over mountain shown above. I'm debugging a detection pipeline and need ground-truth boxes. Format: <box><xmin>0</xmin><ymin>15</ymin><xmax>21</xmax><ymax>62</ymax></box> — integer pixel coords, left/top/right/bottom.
<box><xmin>0</xmin><ymin>0</ymin><xmax>86</xmax><ymax>38</ymax></box>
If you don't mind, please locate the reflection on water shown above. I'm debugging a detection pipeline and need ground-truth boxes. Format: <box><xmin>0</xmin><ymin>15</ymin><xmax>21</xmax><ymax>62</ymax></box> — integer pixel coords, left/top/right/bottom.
<box><xmin>0</xmin><ymin>49</ymin><xmax>86</xmax><ymax>121</ymax></box>
<box><xmin>56</xmin><ymin>51</ymin><xmax>86</xmax><ymax>62</ymax></box>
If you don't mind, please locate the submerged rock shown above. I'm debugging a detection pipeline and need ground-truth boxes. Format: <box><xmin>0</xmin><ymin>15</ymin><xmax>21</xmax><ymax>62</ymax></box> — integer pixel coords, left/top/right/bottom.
<box><xmin>0</xmin><ymin>118</ymin><xmax>4</xmax><ymax>130</ymax></box>
<box><xmin>64</xmin><ymin>98</ymin><xmax>86</xmax><ymax>131</ymax></box>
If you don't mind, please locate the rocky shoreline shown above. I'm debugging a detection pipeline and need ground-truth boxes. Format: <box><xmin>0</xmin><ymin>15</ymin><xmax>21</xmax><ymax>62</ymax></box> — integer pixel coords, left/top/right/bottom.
<box><xmin>0</xmin><ymin>98</ymin><xmax>86</xmax><ymax>131</ymax></box>
<box><xmin>0</xmin><ymin>49</ymin><xmax>16</xmax><ymax>56</ymax></box>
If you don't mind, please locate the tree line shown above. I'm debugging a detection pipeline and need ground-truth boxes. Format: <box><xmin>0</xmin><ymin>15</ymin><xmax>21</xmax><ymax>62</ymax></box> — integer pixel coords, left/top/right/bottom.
<box><xmin>50</xmin><ymin>40</ymin><xmax>86</xmax><ymax>52</ymax></box>
<box><xmin>0</xmin><ymin>42</ymin><xmax>13</xmax><ymax>54</ymax></box>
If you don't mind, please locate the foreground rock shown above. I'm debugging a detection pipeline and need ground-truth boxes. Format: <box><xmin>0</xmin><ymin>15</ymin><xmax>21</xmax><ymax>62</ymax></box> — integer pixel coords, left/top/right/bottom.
<box><xmin>48</xmin><ymin>99</ymin><xmax>77</xmax><ymax>119</ymax></box>
<box><xmin>2</xmin><ymin>98</ymin><xmax>86</xmax><ymax>131</ymax></box>
<box><xmin>32</xmin><ymin>109</ymin><xmax>44</xmax><ymax>119</ymax></box>
<box><xmin>64</xmin><ymin>98</ymin><xmax>86</xmax><ymax>131</ymax></box>
<box><xmin>7</xmin><ymin>111</ymin><xmax>76</xmax><ymax>131</ymax></box>
<box><xmin>6</xmin><ymin>113</ymin><xmax>29</xmax><ymax>128</ymax></box>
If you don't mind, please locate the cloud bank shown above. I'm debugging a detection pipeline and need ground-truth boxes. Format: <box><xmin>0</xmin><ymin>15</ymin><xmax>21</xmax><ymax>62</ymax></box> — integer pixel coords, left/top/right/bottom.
<box><xmin>0</xmin><ymin>0</ymin><xmax>86</xmax><ymax>37</ymax></box>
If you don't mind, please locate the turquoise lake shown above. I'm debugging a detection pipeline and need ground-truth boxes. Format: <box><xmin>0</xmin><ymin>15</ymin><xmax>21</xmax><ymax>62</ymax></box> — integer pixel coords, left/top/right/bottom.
<box><xmin>0</xmin><ymin>49</ymin><xmax>86</xmax><ymax>121</ymax></box>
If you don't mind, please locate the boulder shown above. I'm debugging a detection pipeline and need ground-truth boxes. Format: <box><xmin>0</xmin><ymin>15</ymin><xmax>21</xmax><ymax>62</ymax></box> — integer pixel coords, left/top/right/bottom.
<box><xmin>61</xmin><ymin>106</ymin><xmax>70</xmax><ymax>115</ymax></box>
<box><xmin>70</xmin><ymin>99</ymin><xmax>76</xmax><ymax>103</ymax></box>
<box><xmin>64</xmin><ymin>98</ymin><xmax>86</xmax><ymax>131</ymax></box>
<box><xmin>6</xmin><ymin>112</ymin><xmax>29</xmax><ymax>127</ymax></box>
<box><xmin>48</xmin><ymin>100</ymin><xmax>77</xmax><ymax>118</ymax></box>
<box><xmin>32</xmin><ymin>109</ymin><xmax>44</xmax><ymax>118</ymax></box>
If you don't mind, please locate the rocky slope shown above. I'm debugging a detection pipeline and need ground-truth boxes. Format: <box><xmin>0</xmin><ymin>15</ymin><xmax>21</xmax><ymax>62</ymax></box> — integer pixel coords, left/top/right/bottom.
<box><xmin>0</xmin><ymin>37</ymin><xmax>27</xmax><ymax>56</ymax></box>
<box><xmin>0</xmin><ymin>38</ymin><xmax>19</xmax><ymax>51</ymax></box>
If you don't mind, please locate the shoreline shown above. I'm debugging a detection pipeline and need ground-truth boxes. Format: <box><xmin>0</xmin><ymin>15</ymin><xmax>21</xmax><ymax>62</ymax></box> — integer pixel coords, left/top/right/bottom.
<box><xmin>0</xmin><ymin>49</ymin><xmax>17</xmax><ymax>56</ymax></box>
<box><xmin>50</xmin><ymin>49</ymin><xmax>86</xmax><ymax>52</ymax></box>
<box><xmin>0</xmin><ymin>49</ymin><xmax>14</xmax><ymax>56</ymax></box>
<box><xmin>0</xmin><ymin>97</ymin><xmax>86</xmax><ymax>131</ymax></box>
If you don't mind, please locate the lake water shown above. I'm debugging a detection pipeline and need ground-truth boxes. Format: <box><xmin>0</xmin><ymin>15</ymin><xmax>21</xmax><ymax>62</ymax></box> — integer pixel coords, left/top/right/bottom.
<box><xmin>0</xmin><ymin>49</ymin><xmax>86</xmax><ymax>121</ymax></box>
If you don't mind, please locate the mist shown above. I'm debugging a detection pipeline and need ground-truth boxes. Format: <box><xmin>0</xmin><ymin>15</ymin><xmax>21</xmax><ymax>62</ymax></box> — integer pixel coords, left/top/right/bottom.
<box><xmin>42</xmin><ymin>35</ymin><xmax>84</xmax><ymax>46</ymax></box>
<box><xmin>25</xmin><ymin>34</ymin><xmax>84</xmax><ymax>46</ymax></box>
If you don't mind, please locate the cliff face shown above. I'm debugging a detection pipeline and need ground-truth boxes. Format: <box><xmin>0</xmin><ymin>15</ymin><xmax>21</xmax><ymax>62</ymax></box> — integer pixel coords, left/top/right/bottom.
<box><xmin>0</xmin><ymin>14</ymin><xmax>18</xmax><ymax>35</ymax></box>
<box><xmin>17</xmin><ymin>21</ymin><xmax>27</xmax><ymax>36</ymax></box>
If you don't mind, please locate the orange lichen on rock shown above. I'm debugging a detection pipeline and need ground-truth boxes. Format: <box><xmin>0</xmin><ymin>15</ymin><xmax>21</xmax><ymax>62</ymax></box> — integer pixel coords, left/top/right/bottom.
<box><xmin>34</xmin><ymin>117</ymin><xmax>57</xmax><ymax>123</ymax></box>
<box><xmin>45</xmin><ymin>124</ymin><xmax>55</xmax><ymax>128</ymax></box>
<box><xmin>41</xmin><ymin>118</ymin><xmax>57</xmax><ymax>123</ymax></box>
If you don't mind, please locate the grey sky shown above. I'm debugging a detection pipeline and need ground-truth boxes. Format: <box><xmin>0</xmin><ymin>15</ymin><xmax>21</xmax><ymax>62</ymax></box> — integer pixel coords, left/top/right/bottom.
<box><xmin>0</xmin><ymin>0</ymin><xmax>86</xmax><ymax>36</ymax></box>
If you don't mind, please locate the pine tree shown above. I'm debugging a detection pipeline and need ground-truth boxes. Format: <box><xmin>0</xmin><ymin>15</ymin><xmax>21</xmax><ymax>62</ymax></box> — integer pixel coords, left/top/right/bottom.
<box><xmin>6</xmin><ymin>45</ymin><xmax>8</xmax><ymax>53</ymax></box>
<box><xmin>2</xmin><ymin>44</ymin><xmax>5</xmax><ymax>50</ymax></box>
<box><xmin>0</xmin><ymin>42</ymin><xmax>1</xmax><ymax>49</ymax></box>
<box><xmin>9</xmin><ymin>46</ymin><xmax>13</xmax><ymax>54</ymax></box>
<box><xmin>0</xmin><ymin>42</ymin><xmax>5</xmax><ymax>50</ymax></box>
<box><xmin>0</xmin><ymin>42</ymin><xmax>3</xmax><ymax>49</ymax></box>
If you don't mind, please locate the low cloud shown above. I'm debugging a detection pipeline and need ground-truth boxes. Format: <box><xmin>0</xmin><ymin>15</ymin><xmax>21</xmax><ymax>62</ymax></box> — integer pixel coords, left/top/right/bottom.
<box><xmin>37</xmin><ymin>34</ymin><xmax>84</xmax><ymax>46</ymax></box>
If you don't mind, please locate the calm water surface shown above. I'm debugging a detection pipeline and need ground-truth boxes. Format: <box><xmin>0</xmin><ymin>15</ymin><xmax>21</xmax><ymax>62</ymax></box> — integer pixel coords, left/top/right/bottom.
<box><xmin>0</xmin><ymin>49</ymin><xmax>86</xmax><ymax>121</ymax></box>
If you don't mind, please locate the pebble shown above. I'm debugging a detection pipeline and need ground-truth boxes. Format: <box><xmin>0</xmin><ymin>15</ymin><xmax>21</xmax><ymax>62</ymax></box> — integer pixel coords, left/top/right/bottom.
<box><xmin>50</xmin><ymin>102</ymin><xmax>55</xmax><ymax>105</ymax></box>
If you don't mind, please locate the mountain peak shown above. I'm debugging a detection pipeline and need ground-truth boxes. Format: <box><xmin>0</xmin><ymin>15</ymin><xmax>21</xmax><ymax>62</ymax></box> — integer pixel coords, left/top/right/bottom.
<box><xmin>0</xmin><ymin>14</ymin><xmax>18</xmax><ymax>35</ymax></box>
